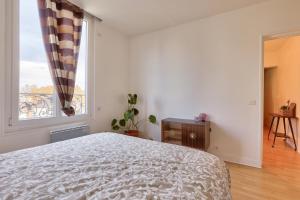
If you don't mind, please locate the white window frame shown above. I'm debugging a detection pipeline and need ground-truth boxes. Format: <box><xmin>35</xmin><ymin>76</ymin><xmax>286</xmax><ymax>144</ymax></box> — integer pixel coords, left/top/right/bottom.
<box><xmin>4</xmin><ymin>0</ymin><xmax>95</xmax><ymax>133</ymax></box>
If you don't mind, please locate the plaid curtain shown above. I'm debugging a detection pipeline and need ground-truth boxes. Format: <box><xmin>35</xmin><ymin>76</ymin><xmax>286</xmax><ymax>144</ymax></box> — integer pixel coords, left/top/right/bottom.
<box><xmin>37</xmin><ymin>0</ymin><xmax>84</xmax><ymax>116</ymax></box>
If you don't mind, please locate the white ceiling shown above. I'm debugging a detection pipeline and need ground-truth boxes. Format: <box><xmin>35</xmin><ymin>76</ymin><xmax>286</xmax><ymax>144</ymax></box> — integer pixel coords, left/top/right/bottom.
<box><xmin>70</xmin><ymin>0</ymin><xmax>268</xmax><ymax>36</ymax></box>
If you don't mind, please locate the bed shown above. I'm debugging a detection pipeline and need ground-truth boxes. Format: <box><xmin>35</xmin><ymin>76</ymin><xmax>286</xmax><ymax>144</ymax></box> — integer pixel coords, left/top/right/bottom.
<box><xmin>0</xmin><ymin>132</ymin><xmax>231</xmax><ymax>200</ymax></box>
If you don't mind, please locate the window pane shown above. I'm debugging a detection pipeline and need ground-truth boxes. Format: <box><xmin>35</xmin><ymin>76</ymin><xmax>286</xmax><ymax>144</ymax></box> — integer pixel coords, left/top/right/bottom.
<box><xmin>19</xmin><ymin>0</ymin><xmax>55</xmax><ymax>120</ymax></box>
<box><xmin>72</xmin><ymin>21</ymin><xmax>87</xmax><ymax>115</ymax></box>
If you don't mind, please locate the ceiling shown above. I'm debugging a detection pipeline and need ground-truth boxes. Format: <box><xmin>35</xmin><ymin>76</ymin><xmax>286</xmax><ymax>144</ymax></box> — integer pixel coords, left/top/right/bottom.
<box><xmin>70</xmin><ymin>0</ymin><xmax>268</xmax><ymax>36</ymax></box>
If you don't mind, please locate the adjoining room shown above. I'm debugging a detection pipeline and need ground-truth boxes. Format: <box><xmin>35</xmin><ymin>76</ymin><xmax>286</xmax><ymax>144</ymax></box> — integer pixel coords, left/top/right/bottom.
<box><xmin>263</xmin><ymin>35</ymin><xmax>300</xmax><ymax>177</ymax></box>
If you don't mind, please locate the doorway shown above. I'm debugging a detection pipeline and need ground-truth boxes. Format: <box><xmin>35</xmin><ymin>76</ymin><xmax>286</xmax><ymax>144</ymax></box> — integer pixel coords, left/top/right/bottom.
<box><xmin>262</xmin><ymin>35</ymin><xmax>300</xmax><ymax>169</ymax></box>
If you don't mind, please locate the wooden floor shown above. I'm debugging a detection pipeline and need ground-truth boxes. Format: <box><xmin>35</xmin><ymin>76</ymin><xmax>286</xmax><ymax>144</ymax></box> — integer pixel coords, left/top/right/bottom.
<box><xmin>227</xmin><ymin>129</ymin><xmax>300</xmax><ymax>200</ymax></box>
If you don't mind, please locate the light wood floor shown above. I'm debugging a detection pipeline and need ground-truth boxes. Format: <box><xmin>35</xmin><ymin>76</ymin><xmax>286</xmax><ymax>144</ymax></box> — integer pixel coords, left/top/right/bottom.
<box><xmin>227</xmin><ymin>129</ymin><xmax>300</xmax><ymax>200</ymax></box>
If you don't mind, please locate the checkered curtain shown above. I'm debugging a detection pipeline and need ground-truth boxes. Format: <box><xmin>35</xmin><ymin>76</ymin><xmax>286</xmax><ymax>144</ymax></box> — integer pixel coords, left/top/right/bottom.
<box><xmin>37</xmin><ymin>0</ymin><xmax>84</xmax><ymax>116</ymax></box>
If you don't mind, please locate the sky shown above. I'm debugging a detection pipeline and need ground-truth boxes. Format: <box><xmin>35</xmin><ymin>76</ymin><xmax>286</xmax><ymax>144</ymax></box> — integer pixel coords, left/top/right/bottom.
<box><xmin>20</xmin><ymin>0</ymin><xmax>87</xmax><ymax>91</ymax></box>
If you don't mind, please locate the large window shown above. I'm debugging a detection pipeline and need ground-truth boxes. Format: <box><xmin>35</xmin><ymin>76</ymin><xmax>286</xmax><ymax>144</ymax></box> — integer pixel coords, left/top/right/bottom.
<box><xmin>18</xmin><ymin>0</ymin><xmax>88</xmax><ymax>121</ymax></box>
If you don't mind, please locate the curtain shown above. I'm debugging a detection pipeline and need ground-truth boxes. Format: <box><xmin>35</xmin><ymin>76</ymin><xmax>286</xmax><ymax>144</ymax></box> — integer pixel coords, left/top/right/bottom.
<box><xmin>37</xmin><ymin>0</ymin><xmax>84</xmax><ymax>116</ymax></box>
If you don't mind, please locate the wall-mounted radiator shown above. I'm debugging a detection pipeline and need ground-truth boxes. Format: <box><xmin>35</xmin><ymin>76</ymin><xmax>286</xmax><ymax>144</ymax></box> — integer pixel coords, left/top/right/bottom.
<box><xmin>50</xmin><ymin>125</ymin><xmax>90</xmax><ymax>143</ymax></box>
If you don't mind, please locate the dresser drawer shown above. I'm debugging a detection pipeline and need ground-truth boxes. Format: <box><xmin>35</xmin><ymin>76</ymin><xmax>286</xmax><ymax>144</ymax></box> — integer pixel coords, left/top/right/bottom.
<box><xmin>161</xmin><ymin>118</ymin><xmax>210</xmax><ymax>151</ymax></box>
<box><xmin>182</xmin><ymin>124</ymin><xmax>205</xmax><ymax>149</ymax></box>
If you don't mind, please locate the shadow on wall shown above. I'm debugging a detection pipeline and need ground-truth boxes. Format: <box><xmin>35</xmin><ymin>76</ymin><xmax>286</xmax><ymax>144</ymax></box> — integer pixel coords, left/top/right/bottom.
<box><xmin>264</xmin><ymin>67</ymin><xmax>278</xmax><ymax>127</ymax></box>
<box><xmin>208</xmin><ymin>121</ymin><xmax>243</xmax><ymax>161</ymax></box>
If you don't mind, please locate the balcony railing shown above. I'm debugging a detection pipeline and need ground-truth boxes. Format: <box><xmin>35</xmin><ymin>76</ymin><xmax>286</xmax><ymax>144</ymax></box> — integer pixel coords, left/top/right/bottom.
<box><xmin>19</xmin><ymin>93</ymin><xmax>85</xmax><ymax>120</ymax></box>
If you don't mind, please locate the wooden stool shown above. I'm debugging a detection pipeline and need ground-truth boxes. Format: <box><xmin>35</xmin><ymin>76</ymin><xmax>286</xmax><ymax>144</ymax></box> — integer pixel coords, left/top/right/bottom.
<box><xmin>268</xmin><ymin>113</ymin><xmax>297</xmax><ymax>151</ymax></box>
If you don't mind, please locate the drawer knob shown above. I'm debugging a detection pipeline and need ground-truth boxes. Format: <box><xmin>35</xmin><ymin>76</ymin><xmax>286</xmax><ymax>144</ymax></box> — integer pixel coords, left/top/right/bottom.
<box><xmin>189</xmin><ymin>132</ymin><xmax>196</xmax><ymax>139</ymax></box>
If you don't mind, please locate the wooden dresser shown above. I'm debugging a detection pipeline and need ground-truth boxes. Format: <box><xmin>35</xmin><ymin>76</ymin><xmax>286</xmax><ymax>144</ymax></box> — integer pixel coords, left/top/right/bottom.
<box><xmin>161</xmin><ymin>118</ymin><xmax>210</xmax><ymax>151</ymax></box>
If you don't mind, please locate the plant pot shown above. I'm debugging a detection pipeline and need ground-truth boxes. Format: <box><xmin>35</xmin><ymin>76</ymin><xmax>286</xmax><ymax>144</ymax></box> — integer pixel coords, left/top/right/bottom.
<box><xmin>125</xmin><ymin>130</ymin><xmax>139</xmax><ymax>137</ymax></box>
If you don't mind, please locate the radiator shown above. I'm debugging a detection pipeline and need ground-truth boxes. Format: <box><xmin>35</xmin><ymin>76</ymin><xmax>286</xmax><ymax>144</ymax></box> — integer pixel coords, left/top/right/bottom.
<box><xmin>50</xmin><ymin>125</ymin><xmax>90</xmax><ymax>143</ymax></box>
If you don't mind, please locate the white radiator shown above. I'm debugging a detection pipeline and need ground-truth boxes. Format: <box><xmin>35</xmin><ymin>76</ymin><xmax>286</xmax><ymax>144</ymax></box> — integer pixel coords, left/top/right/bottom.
<box><xmin>50</xmin><ymin>125</ymin><xmax>90</xmax><ymax>143</ymax></box>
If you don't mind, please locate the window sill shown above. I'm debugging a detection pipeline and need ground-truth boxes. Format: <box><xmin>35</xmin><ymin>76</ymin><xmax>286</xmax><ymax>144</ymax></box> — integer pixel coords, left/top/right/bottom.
<box><xmin>4</xmin><ymin>114</ymin><xmax>90</xmax><ymax>134</ymax></box>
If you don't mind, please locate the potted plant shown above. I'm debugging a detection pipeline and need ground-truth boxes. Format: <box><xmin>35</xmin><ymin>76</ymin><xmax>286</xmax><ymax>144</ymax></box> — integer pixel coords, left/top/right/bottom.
<box><xmin>280</xmin><ymin>100</ymin><xmax>292</xmax><ymax>115</ymax></box>
<box><xmin>111</xmin><ymin>94</ymin><xmax>157</xmax><ymax>137</ymax></box>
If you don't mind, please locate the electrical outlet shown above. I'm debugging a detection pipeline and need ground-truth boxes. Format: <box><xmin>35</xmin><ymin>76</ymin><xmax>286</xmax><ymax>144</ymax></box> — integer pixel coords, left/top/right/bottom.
<box><xmin>248</xmin><ymin>100</ymin><xmax>256</xmax><ymax>105</ymax></box>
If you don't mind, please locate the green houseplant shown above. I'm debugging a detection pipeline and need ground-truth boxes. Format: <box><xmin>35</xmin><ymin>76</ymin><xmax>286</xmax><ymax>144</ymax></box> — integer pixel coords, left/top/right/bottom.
<box><xmin>111</xmin><ymin>94</ymin><xmax>157</xmax><ymax>137</ymax></box>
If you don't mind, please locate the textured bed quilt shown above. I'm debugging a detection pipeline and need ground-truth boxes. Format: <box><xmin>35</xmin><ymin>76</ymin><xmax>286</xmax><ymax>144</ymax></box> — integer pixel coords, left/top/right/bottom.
<box><xmin>0</xmin><ymin>132</ymin><xmax>231</xmax><ymax>200</ymax></box>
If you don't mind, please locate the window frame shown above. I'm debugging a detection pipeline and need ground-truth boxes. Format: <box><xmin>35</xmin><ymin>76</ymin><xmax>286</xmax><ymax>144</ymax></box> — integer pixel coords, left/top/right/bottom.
<box><xmin>4</xmin><ymin>0</ymin><xmax>95</xmax><ymax>133</ymax></box>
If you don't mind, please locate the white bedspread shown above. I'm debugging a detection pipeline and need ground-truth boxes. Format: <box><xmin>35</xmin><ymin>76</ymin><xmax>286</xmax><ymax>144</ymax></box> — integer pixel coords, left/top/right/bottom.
<box><xmin>0</xmin><ymin>132</ymin><xmax>231</xmax><ymax>200</ymax></box>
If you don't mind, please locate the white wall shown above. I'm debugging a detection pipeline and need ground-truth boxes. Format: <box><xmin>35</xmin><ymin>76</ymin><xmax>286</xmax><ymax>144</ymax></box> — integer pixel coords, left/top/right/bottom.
<box><xmin>129</xmin><ymin>0</ymin><xmax>300</xmax><ymax>167</ymax></box>
<box><xmin>89</xmin><ymin>22</ymin><xmax>129</xmax><ymax>132</ymax></box>
<box><xmin>0</xmin><ymin>1</ymin><xmax>129</xmax><ymax>153</ymax></box>
<box><xmin>0</xmin><ymin>0</ymin><xmax>6</xmax><ymax>150</ymax></box>
<box><xmin>278</xmin><ymin>37</ymin><xmax>300</xmax><ymax>150</ymax></box>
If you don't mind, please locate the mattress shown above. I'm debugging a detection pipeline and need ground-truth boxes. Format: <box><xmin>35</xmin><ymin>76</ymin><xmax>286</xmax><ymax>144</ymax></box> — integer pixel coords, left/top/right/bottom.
<box><xmin>0</xmin><ymin>132</ymin><xmax>231</xmax><ymax>200</ymax></box>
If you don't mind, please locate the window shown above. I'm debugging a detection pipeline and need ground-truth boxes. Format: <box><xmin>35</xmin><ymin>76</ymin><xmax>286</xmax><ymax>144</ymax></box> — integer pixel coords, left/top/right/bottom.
<box><xmin>19</xmin><ymin>0</ymin><xmax>87</xmax><ymax>120</ymax></box>
<box><xmin>19</xmin><ymin>0</ymin><xmax>55</xmax><ymax>120</ymax></box>
<box><xmin>6</xmin><ymin>0</ymin><xmax>91</xmax><ymax>128</ymax></box>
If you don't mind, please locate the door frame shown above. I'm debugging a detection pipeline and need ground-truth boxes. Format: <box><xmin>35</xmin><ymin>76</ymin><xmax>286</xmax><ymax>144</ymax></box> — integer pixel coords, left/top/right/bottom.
<box><xmin>259</xmin><ymin>30</ymin><xmax>300</xmax><ymax>167</ymax></box>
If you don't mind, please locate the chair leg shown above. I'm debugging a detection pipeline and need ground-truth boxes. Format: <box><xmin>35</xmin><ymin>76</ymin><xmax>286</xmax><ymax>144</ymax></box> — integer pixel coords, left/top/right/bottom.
<box><xmin>268</xmin><ymin>116</ymin><xmax>275</xmax><ymax>140</ymax></box>
<box><xmin>283</xmin><ymin>117</ymin><xmax>287</xmax><ymax>141</ymax></box>
<box><xmin>272</xmin><ymin>117</ymin><xmax>280</xmax><ymax>148</ymax></box>
<box><xmin>288</xmin><ymin>118</ymin><xmax>297</xmax><ymax>151</ymax></box>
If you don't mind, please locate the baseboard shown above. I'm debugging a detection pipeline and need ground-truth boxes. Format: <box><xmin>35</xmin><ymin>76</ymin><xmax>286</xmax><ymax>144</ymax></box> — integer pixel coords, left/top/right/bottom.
<box><xmin>209</xmin><ymin>151</ymin><xmax>261</xmax><ymax>168</ymax></box>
